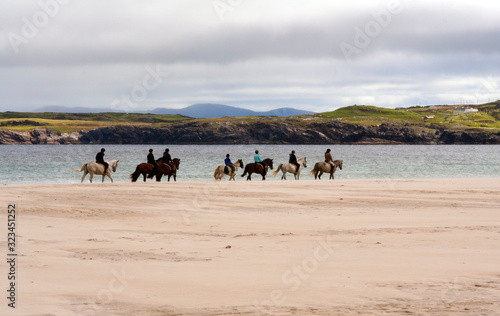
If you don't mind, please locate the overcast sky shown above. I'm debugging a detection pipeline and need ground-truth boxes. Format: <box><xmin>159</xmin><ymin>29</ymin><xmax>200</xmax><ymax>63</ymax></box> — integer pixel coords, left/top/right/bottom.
<box><xmin>1</xmin><ymin>0</ymin><xmax>499</xmax><ymax>113</ymax></box>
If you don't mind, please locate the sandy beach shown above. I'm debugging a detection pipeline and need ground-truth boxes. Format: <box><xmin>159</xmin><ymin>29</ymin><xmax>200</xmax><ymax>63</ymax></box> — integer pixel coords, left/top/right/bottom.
<box><xmin>1</xmin><ymin>178</ymin><xmax>499</xmax><ymax>315</ymax></box>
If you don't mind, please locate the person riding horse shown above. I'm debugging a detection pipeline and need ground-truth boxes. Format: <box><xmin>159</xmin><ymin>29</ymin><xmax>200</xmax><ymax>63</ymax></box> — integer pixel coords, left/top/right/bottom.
<box><xmin>225</xmin><ymin>154</ymin><xmax>235</xmax><ymax>174</ymax></box>
<box><xmin>96</xmin><ymin>148</ymin><xmax>109</xmax><ymax>173</ymax></box>
<box><xmin>147</xmin><ymin>149</ymin><xmax>158</xmax><ymax>179</ymax></box>
<box><xmin>254</xmin><ymin>150</ymin><xmax>266</xmax><ymax>175</ymax></box>
<box><xmin>325</xmin><ymin>148</ymin><xmax>335</xmax><ymax>172</ymax></box>
<box><xmin>161</xmin><ymin>148</ymin><xmax>176</xmax><ymax>171</ymax></box>
<box><xmin>289</xmin><ymin>150</ymin><xmax>300</xmax><ymax>174</ymax></box>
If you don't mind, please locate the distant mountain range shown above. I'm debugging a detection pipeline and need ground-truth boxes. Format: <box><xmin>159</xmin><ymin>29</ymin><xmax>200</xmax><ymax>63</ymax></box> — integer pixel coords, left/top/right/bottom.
<box><xmin>33</xmin><ymin>103</ymin><xmax>314</xmax><ymax>118</ymax></box>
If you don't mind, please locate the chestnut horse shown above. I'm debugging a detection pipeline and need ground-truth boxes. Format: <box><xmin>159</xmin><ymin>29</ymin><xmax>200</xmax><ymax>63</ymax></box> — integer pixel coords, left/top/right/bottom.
<box><xmin>130</xmin><ymin>158</ymin><xmax>180</xmax><ymax>182</ymax></box>
<box><xmin>241</xmin><ymin>158</ymin><xmax>274</xmax><ymax>181</ymax></box>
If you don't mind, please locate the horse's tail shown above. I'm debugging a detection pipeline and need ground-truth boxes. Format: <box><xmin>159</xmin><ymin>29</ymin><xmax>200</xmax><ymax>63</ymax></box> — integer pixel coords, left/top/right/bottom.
<box><xmin>241</xmin><ymin>165</ymin><xmax>248</xmax><ymax>177</ymax></box>
<box><xmin>130</xmin><ymin>165</ymin><xmax>141</xmax><ymax>182</ymax></box>
<box><xmin>74</xmin><ymin>163</ymin><xmax>87</xmax><ymax>172</ymax></box>
<box><xmin>310</xmin><ymin>164</ymin><xmax>318</xmax><ymax>176</ymax></box>
<box><xmin>213</xmin><ymin>167</ymin><xmax>220</xmax><ymax>180</ymax></box>
<box><xmin>271</xmin><ymin>164</ymin><xmax>282</xmax><ymax>177</ymax></box>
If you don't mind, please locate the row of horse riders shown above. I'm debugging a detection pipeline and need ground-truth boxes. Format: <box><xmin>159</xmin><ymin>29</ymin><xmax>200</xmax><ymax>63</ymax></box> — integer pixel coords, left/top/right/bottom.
<box><xmin>75</xmin><ymin>148</ymin><xmax>342</xmax><ymax>183</ymax></box>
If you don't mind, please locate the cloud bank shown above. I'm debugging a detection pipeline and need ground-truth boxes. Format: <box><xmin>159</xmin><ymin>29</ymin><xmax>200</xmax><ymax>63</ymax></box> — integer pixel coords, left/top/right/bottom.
<box><xmin>0</xmin><ymin>0</ymin><xmax>499</xmax><ymax>112</ymax></box>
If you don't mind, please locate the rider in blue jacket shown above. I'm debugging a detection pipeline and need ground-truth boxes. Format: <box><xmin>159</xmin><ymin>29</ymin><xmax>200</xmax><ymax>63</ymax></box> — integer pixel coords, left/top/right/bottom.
<box><xmin>225</xmin><ymin>154</ymin><xmax>235</xmax><ymax>173</ymax></box>
<box><xmin>254</xmin><ymin>150</ymin><xmax>265</xmax><ymax>173</ymax></box>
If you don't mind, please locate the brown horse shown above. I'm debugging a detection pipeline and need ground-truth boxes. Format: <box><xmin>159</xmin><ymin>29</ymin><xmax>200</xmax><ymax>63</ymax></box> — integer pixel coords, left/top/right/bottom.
<box><xmin>310</xmin><ymin>160</ymin><xmax>343</xmax><ymax>180</ymax></box>
<box><xmin>130</xmin><ymin>158</ymin><xmax>180</xmax><ymax>182</ymax></box>
<box><xmin>241</xmin><ymin>158</ymin><xmax>274</xmax><ymax>181</ymax></box>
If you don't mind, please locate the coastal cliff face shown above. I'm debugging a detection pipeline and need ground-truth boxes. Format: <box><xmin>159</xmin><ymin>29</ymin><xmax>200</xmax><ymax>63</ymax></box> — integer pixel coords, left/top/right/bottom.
<box><xmin>1</xmin><ymin>121</ymin><xmax>499</xmax><ymax>145</ymax></box>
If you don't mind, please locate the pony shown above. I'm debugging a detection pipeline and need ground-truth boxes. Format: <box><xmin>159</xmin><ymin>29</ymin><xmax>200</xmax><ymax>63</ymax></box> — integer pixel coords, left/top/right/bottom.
<box><xmin>74</xmin><ymin>159</ymin><xmax>119</xmax><ymax>183</ymax></box>
<box><xmin>130</xmin><ymin>158</ymin><xmax>180</xmax><ymax>182</ymax></box>
<box><xmin>310</xmin><ymin>160</ymin><xmax>343</xmax><ymax>180</ymax></box>
<box><xmin>241</xmin><ymin>158</ymin><xmax>274</xmax><ymax>181</ymax></box>
<box><xmin>271</xmin><ymin>157</ymin><xmax>307</xmax><ymax>180</ymax></box>
<box><xmin>213</xmin><ymin>159</ymin><xmax>244</xmax><ymax>181</ymax></box>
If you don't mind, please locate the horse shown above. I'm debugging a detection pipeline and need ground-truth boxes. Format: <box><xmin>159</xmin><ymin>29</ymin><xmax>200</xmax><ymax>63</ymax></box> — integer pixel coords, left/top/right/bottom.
<box><xmin>213</xmin><ymin>159</ymin><xmax>244</xmax><ymax>181</ymax></box>
<box><xmin>241</xmin><ymin>158</ymin><xmax>274</xmax><ymax>181</ymax></box>
<box><xmin>271</xmin><ymin>157</ymin><xmax>307</xmax><ymax>180</ymax></box>
<box><xmin>74</xmin><ymin>159</ymin><xmax>119</xmax><ymax>183</ymax></box>
<box><xmin>310</xmin><ymin>160</ymin><xmax>343</xmax><ymax>180</ymax></box>
<box><xmin>155</xmin><ymin>157</ymin><xmax>180</xmax><ymax>182</ymax></box>
<box><xmin>130</xmin><ymin>158</ymin><xmax>180</xmax><ymax>182</ymax></box>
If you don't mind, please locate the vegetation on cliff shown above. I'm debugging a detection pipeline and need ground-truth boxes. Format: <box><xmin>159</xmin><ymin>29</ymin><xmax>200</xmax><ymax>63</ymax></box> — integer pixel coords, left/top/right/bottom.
<box><xmin>1</xmin><ymin>101</ymin><xmax>499</xmax><ymax>144</ymax></box>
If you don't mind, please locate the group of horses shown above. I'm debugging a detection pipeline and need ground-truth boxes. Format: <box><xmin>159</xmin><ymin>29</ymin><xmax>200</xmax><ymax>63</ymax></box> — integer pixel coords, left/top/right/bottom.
<box><xmin>74</xmin><ymin>156</ymin><xmax>343</xmax><ymax>183</ymax></box>
<box><xmin>214</xmin><ymin>157</ymin><xmax>343</xmax><ymax>181</ymax></box>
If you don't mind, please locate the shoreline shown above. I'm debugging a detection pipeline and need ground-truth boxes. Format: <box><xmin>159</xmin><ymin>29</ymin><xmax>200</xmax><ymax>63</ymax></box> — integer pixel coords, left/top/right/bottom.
<box><xmin>2</xmin><ymin>176</ymin><xmax>500</xmax><ymax>186</ymax></box>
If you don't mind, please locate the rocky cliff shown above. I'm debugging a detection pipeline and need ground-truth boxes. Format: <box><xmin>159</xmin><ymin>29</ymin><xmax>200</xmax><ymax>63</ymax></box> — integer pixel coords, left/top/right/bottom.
<box><xmin>1</xmin><ymin>121</ymin><xmax>499</xmax><ymax>145</ymax></box>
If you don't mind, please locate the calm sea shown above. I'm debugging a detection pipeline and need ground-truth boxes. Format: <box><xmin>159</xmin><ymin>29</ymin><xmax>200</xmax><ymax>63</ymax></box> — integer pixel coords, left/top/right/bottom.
<box><xmin>0</xmin><ymin>145</ymin><xmax>499</xmax><ymax>184</ymax></box>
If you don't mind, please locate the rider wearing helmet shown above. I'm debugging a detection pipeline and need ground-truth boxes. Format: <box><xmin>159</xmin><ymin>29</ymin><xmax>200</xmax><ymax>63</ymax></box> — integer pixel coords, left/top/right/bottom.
<box><xmin>325</xmin><ymin>148</ymin><xmax>335</xmax><ymax>171</ymax></box>
<box><xmin>254</xmin><ymin>150</ymin><xmax>265</xmax><ymax>174</ymax></box>
<box><xmin>225</xmin><ymin>154</ymin><xmax>235</xmax><ymax>174</ymax></box>
<box><xmin>96</xmin><ymin>148</ymin><xmax>109</xmax><ymax>173</ymax></box>
<box><xmin>147</xmin><ymin>149</ymin><xmax>158</xmax><ymax>178</ymax></box>
<box><xmin>289</xmin><ymin>150</ymin><xmax>300</xmax><ymax>174</ymax></box>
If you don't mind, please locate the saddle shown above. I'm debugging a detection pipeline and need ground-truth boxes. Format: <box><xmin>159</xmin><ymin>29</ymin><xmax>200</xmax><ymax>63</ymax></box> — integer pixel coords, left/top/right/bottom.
<box><xmin>224</xmin><ymin>166</ymin><xmax>230</xmax><ymax>174</ymax></box>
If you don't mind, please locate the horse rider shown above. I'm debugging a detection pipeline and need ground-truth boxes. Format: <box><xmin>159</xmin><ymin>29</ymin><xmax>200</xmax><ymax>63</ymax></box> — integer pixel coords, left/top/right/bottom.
<box><xmin>225</xmin><ymin>154</ymin><xmax>235</xmax><ymax>174</ymax></box>
<box><xmin>147</xmin><ymin>148</ymin><xmax>158</xmax><ymax>178</ymax></box>
<box><xmin>325</xmin><ymin>148</ymin><xmax>335</xmax><ymax>172</ymax></box>
<box><xmin>289</xmin><ymin>150</ymin><xmax>300</xmax><ymax>174</ymax></box>
<box><xmin>162</xmin><ymin>148</ymin><xmax>175</xmax><ymax>170</ymax></box>
<box><xmin>96</xmin><ymin>148</ymin><xmax>109</xmax><ymax>173</ymax></box>
<box><xmin>254</xmin><ymin>150</ymin><xmax>266</xmax><ymax>174</ymax></box>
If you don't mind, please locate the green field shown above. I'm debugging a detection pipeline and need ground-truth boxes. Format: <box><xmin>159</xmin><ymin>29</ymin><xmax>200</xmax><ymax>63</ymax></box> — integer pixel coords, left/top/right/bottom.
<box><xmin>1</xmin><ymin>101</ymin><xmax>499</xmax><ymax>133</ymax></box>
<box><xmin>0</xmin><ymin>112</ymin><xmax>191</xmax><ymax>133</ymax></box>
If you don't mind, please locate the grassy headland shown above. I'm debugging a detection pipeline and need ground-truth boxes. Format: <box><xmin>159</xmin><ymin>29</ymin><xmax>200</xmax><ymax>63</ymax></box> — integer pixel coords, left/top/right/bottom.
<box><xmin>1</xmin><ymin>101</ymin><xmax>499</xmax><ymax>136</ymax></box>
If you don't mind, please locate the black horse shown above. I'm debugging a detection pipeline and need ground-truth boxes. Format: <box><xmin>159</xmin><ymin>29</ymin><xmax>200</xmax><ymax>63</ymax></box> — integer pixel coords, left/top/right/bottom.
<box><xmin>241</xmin><ymin>158</ymin><xmax>274</xmax><ymax>181</ymax></box>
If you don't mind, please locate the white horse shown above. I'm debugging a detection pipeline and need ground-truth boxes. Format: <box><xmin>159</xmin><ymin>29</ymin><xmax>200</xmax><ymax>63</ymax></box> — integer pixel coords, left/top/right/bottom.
<box><xmin>74</xmin><ymin>159</ymin><xmax>119</xmax><ymax>183</ymax></box>
<box><xmin>271</xmin><ymin>157</ymin><xmax>307</xmax><ymax>180</ymax></box>
<box><xmin>213</xmin><ymin>159</ymin><xmax>244</xmax><ymax>181</ymax></box>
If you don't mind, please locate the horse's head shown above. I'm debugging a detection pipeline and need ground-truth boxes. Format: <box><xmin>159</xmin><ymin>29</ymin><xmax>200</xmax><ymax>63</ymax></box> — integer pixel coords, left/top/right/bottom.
<box><xmin>173</xmin><ymin>158</ymin><xmax>180</xmax><ymax>170</ymax></box>
<box><xmin>337</xmin><ymin>160</ymin><xmax>343</xmax><ymax>170</ymax></box>
<box><xmin>301</xmin><ymin>157</ymin><xmax>307</xmax><ymax>168</ymax></box>
<box><xmin>110</xmin><ymin>159</ymin><xmax>119</xmax><ymax>172</ymax></box>
<box><xmin>237</xmin><ymin>159</ymin><xmax>244</xmax><ymax>168</ymax></box>
<box><xmin>264</xmin><ymin>158</ymin><xmax>273</xmax><ymax>170</ymax></box>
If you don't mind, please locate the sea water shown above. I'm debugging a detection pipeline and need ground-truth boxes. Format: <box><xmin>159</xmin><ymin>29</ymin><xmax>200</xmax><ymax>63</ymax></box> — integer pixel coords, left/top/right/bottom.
<box><xmin>0</xmin><ymin>144</ymin><xmax>499</xmax><ymax>184</ymax></box>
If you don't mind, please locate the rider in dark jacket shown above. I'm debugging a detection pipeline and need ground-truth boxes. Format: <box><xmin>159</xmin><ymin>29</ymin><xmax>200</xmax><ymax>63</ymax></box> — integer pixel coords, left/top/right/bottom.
<box><xmin>147</xmin><ymin>149</ymin><xmax>158</xmax><ymax>179</ymax></box>
<box><xmin>289</xmin><ymin>150</ymin><xmax>300</xmax><ymax>174</ymax></box>
<box><xmin>162</xmin><ymin>148</ymin><xmax>172</xmax><ymax>164</ymax></box>
<box><xmin>96</xmin><ymin>148</ymin><xmax>109</xmax><ymax>173</ymax></box>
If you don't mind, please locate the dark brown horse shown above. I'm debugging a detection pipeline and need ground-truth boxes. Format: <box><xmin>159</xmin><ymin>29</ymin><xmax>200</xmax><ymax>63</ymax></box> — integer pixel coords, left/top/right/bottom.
<box><xmin>241</xmin><ymin>158</ymin><xmax>274</xmax><ymax>181</ymax></box>
<box><xmin>130</xmin><ymin>158</ymin><xmax>180</xmax><ymax>182</ymax></box>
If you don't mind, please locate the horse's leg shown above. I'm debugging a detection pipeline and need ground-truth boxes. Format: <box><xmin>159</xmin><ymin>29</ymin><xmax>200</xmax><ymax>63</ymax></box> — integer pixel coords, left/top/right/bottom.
<box><xmin>89</xmin><ymin>172</ymin><xmax>93</xmax><ymax>183</ymax></box>
<box><xmin>109</xmin><ymin>174</ymin><xmax>114</xmax><ymax>183</ymax></box>
<box><xmin>81</xmin><ymin>171</ymin><xmax>87</xmax><ymax>183</ymax></box>
<box><xmin>102</xmin><ymin>174</ymin><xmax>105</xmax><ymax>183</ymax></box>
<box><xmin>247</xmin><ymin>172</ymin><xmax>251</xmax><ymax>181</ymax></box>
<box><xmin>318</xmin><ymin>171</ymin><xmax>323</xmax><ymax>180</ymax></box>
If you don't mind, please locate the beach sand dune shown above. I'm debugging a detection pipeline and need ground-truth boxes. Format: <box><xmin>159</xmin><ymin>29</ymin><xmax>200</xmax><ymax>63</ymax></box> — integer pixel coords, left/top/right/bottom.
<box><xmin>1</xmin><ymin>179</ymin><xmax>500</xmax><ymax>315</ymax></box>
